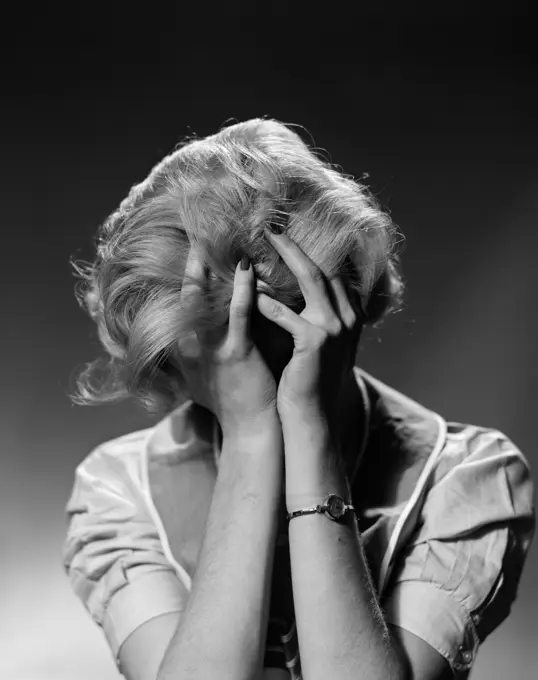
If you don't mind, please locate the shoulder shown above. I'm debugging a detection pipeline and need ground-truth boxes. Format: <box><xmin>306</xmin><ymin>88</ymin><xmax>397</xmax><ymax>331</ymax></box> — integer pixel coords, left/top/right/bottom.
<box><xmin>77</xmin><ymin>426</ymin><xmax>152</xmax><ymax>470</ymax></box>
<box><xmin>442</xmin><ymin>420</ymin><xmax>529</xmax><ymax>463</ymax></box>
<box><xmin>417</xmin><ymin>420</ymin><xmax>535</xmax><ymax>554</ymax></box>
<box><xmin>68</xmin><ymin>427</ymin><xmax>153</xmax><ymax>503</ymax></box>
<box><xmin>63</xmin><ymin>425</ymin><xmax>156</xmax><ymax>546</ymax></box>
<box><xmin>433</xmin><ymin>421</ymin><xmax>534</xmax><ymax>517</ymax></box>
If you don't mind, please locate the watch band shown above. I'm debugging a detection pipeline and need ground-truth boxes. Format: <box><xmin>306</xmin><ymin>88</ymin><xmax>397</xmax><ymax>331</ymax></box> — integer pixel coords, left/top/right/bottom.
<box><xmin>286</xmin><ymin>493</ymin><xmax>355</xmax><ymax>523</ymax></box>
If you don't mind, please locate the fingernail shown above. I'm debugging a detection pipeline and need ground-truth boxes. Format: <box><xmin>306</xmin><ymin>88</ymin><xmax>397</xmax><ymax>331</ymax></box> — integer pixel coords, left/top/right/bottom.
<box><xmin>240</xmin><ymin>254</ymin><xmax>250</xmax><ymax>270</ymax></box>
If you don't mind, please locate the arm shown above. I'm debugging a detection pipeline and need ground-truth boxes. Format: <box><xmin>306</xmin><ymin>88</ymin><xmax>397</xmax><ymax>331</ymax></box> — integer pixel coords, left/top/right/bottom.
<box><xmin>157</xmin><ymin>420</ymin><xmax>284</xmax><ymax>680</ymax></box>
<box><xmin>283</xmin><ymin>417</ymin><xmax>536</xmax><ymax>680</ymax></box>
<box><xmin>121</xmin><ymin>613</ymin><xmax>290</xmax><ymax>680</ymax></box>
<box><xmin>282</xmin><ymin>414</ymin><xmax>408</xmax><ymax>680</ymax></box>
<box><xmin>253</xmin><ymin>227</ymin><xmax>452</xmax><ymax>679</ymax></box>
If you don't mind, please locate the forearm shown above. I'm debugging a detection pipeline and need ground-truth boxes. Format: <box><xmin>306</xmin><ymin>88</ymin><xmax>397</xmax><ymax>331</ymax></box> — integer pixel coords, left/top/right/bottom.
<box><xmin>283</xmin><ymin>417</ymin><xmax>406</xmax><ymax>680</ymax></box>
<box><xmin>158</xmin><ymin>420</ymin><xmax>284</xmax><ymax>680</ymax></box>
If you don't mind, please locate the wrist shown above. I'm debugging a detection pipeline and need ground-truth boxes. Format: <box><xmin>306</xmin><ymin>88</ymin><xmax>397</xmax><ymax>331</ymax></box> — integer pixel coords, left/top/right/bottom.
<box><xmin>221</xmin><ymin>409</ymin><xmax>282</xmax><ymax>446</ymax></box>
<box><xmin>285</xmin><ymin>470</ymin><xmax>350</xmax><ymax>512</ymax></box>
<box><xmin>281</xmin><ymin>408</ymin><xmax>334</xmax><ymax>462</ymax></box>
<box><xmin>221</xmin><ymin>415</ymin><xmax>284</xmax><ymax>469</ymax></box>
<box><xmin>219</xmin><ymin>432</ymin><xmax>284</xmax><ymax>505</ymax></box>
<box><xmin>282</xmin><ymin>431</ymin><xmax>349</xmax><ymax>514</ymax></box>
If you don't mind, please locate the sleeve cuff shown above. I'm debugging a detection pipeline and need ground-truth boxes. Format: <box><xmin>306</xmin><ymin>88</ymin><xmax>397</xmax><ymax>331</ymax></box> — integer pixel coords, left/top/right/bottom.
<box><xmin>102</xmin><ymin>569</ymin><xmax>187</xmax><ymax>665</ymax></box>
<box><xmin>383</xmin><ymin>581</ymin><xmax>479</xmax><ymax>676</ymax></box>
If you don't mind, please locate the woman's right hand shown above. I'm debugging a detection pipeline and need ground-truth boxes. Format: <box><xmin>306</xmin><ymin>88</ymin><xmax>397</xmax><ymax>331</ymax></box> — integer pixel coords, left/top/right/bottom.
<box><xmin>176</xmin><ymin>246</ymin><xmax>279</xmax><ymax>441</ymax></box>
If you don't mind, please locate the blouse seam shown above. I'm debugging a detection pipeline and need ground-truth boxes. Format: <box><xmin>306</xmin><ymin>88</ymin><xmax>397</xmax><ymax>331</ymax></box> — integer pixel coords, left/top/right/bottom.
<box><xmin>139</xmin><ymin>426</ymin><xmax>193</xmax><ymax>592</ymax></box>
<box><xmin>378</xmin><ymin>412</ymin><xmax>448</xmax><ymax>595</ymax></box>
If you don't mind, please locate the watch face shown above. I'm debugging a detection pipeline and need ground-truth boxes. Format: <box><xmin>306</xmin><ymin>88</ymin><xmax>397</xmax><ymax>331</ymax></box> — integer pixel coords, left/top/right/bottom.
<box><xmin>327</xmin><ymin>495</ymin><xmax>346</xmax><ymax>518</ymax></box>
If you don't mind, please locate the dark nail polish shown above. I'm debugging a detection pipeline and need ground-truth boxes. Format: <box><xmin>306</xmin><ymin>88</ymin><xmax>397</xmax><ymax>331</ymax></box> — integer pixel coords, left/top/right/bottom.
<box><xmin>240</xmin><ymin>254</ymin><xmax>250</xmax><ymax>270</ymax></box>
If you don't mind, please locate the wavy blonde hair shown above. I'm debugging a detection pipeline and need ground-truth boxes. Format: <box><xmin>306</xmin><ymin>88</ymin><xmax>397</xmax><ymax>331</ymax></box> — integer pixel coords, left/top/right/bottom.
<box><xmin>70</xmin><ymin>118</ymin><xmax>404</xmax><ymax>417</ymax></box>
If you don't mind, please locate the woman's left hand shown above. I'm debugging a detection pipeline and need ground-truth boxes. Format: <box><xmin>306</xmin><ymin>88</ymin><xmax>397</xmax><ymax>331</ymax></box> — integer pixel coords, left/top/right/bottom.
<box><xmin>256</xmin><ymin>225</ymin><xmax>364</xmax><ymax>426</ymax></box>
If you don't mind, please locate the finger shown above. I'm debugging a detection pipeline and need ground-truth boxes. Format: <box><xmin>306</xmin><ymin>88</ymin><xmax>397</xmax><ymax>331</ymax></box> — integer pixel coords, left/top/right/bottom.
<box><xmin>256</xmin><ymin>292</ymin><xmax>325</xmax><ymax>352</ymax></box>
<box><xmin>327</xmin><ymin>276</ymin><xmax>359</xmax><ymax>329</ymax></box>
<box><xmin>264</xmin><ymin>227</ymin><xmax>334</xmax><ymax>318</ymax></box>
<box><xmin>179</xmin><ymin>243</ymin><xmax>208</xmax><ymax>309</ymax></box>
<box><xmin>177</xmin><ymin>244</ymin><xmax>208</xmax><ymax>354</ymax></box>
<box><xmin>227</xmin><ymin>255</ymin><xmax>255</xmax><ymax>349</ymax></box>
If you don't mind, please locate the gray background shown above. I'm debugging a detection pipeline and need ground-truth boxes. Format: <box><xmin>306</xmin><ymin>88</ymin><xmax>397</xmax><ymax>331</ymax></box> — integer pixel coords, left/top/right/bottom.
<box><xmin>2</xmin><ymin>4</ymin><xmax>537</xmax><ymax>679</ymax></box>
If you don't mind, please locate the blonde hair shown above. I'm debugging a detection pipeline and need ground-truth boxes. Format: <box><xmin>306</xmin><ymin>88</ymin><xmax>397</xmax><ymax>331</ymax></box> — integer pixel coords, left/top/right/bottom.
<box><xmin>70</xmin><ymin>117</ymin><xmax>404</xmax><ymax>417</ymax></box>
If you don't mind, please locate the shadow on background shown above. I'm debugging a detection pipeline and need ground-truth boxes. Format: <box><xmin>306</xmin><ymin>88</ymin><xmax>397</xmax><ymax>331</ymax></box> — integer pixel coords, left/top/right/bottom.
<box><xmin>2</xmin><ymin>3</ymin><xmax>537</xmax><ymax>679</ymax></box>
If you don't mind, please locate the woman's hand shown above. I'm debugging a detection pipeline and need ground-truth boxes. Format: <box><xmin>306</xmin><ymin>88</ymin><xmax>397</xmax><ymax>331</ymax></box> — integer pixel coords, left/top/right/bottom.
<box><xmin>255</xmin><ymin>225</ymin><xmax>364</xmax><ymax>427</ymax></box>
<box><xmin>176</xmin><ymin>246</ymin><xmax>279</xmax><ymax>441</ymax></box>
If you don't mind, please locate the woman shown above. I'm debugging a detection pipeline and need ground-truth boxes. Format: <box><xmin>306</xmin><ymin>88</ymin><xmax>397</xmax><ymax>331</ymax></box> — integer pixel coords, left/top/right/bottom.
<box><xmin>63</xmin><ymin>118</ymin><xmax>535</xmax><ymax>680</ymax></box>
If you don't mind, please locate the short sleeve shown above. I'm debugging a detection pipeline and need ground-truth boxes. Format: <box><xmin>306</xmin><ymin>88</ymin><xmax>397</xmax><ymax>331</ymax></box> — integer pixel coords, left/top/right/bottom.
<box><xmin>62</xmin><ymin>443</ymin><xmax>189</xmax><ymax>668</ymax></box>
<box><xmin>381</xmin><ymin>427</ymin><xmax>535</xmax><ymax>678</ymax></box>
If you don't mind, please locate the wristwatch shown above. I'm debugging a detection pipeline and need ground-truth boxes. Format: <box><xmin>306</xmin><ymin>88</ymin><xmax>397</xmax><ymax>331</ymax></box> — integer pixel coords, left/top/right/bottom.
<box><xmin>286</xmin><ymin>493</ymin><xmax>356</xmax><ymax>523</ymax></box>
